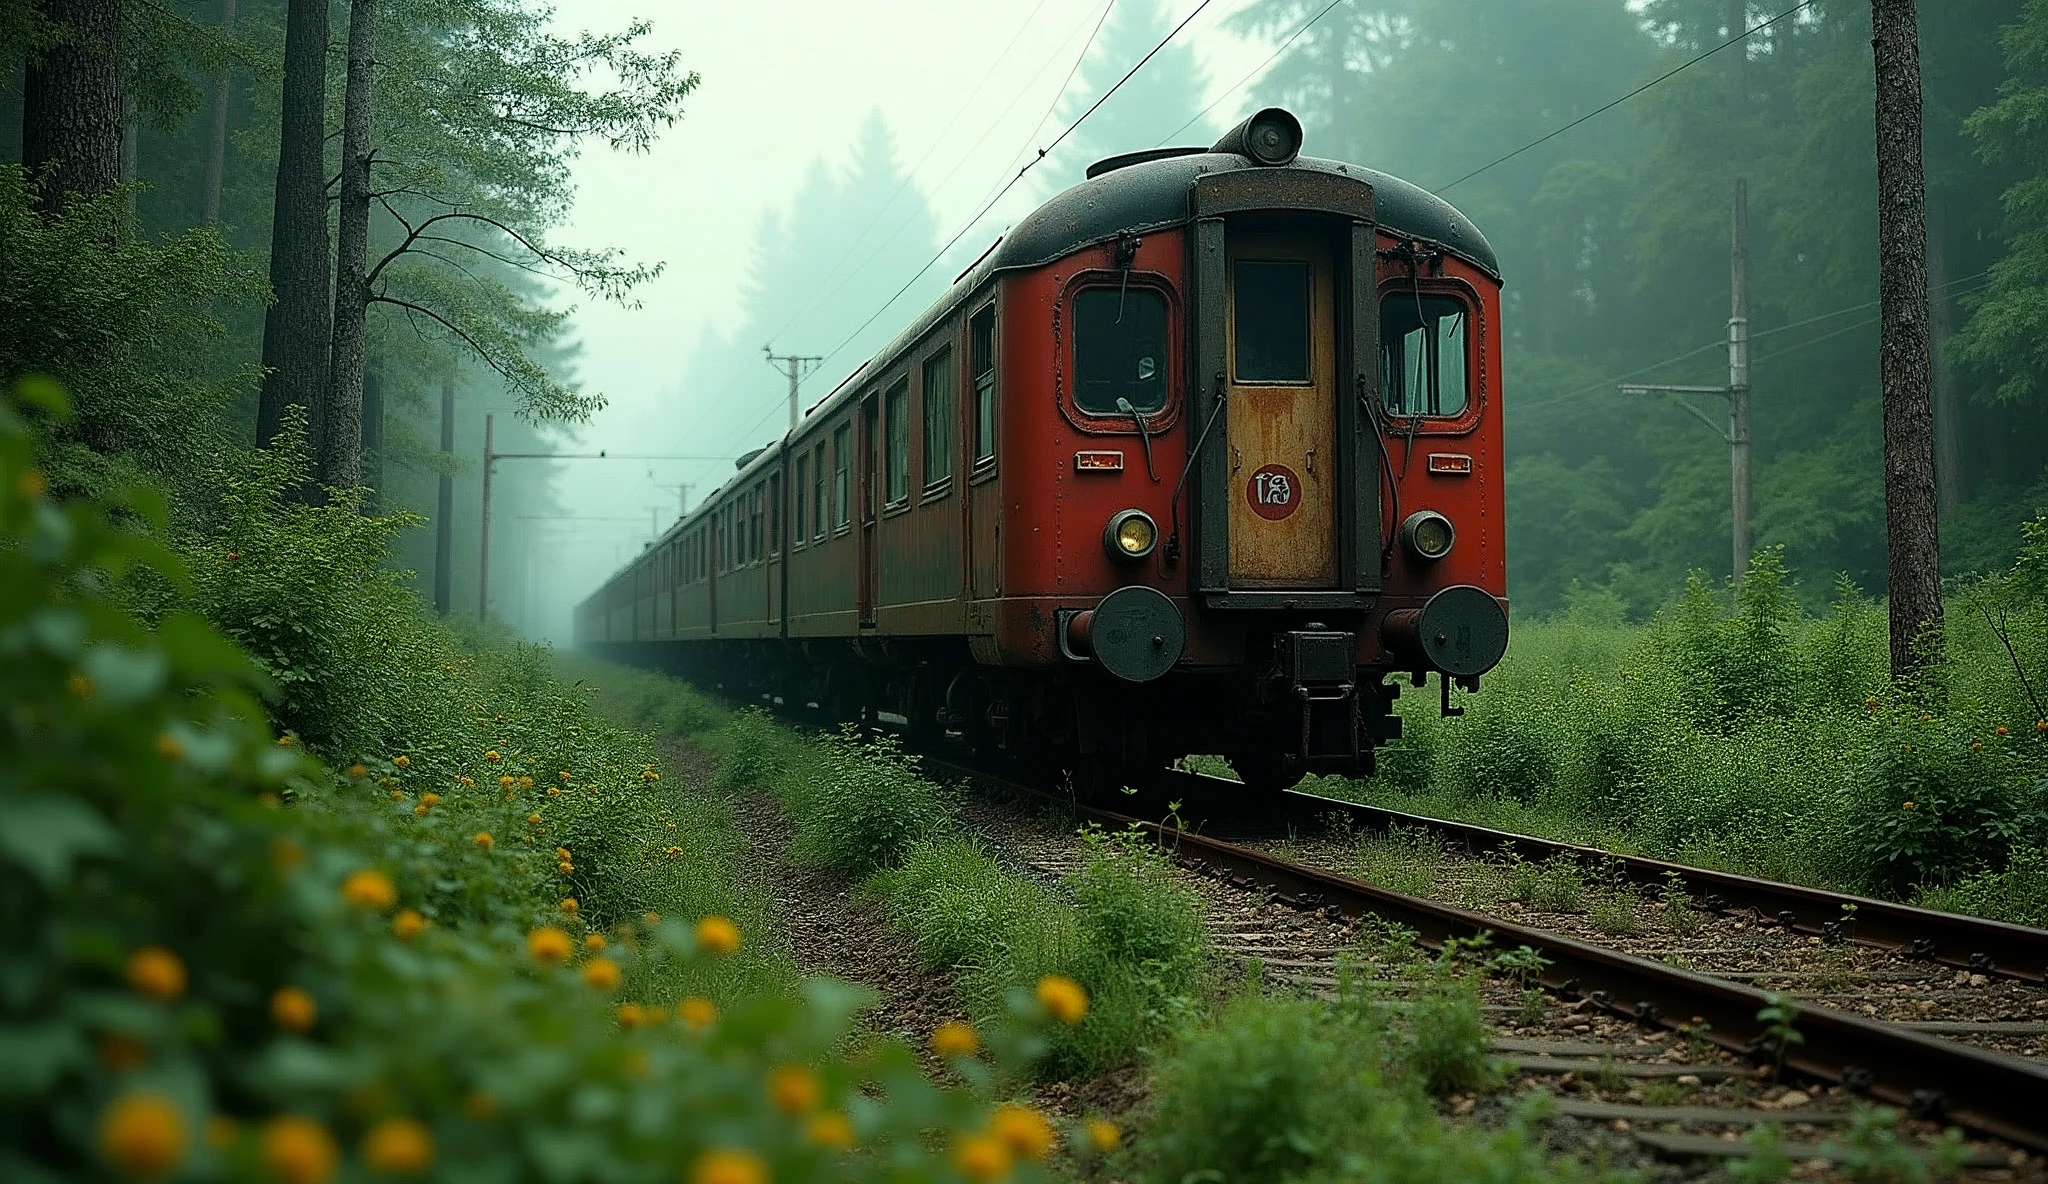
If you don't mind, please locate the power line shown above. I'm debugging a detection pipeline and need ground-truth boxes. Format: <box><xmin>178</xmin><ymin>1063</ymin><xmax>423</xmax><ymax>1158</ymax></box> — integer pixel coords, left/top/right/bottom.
<box><xmin>1513</xmin><ymin>271</ymin><xmax>1993</xmax><ymax>415</ymax></box>
<box><xmin>1156</xmin><ymin>0</ymin><xmax>1349</xmax><ymax>147</ymax></box>
<box><xmin>1435</xmin><ymin>1</ymin><xmax>1816</xmax><ymax>194</ymax></box>
<box><xmin>718</xmin><ymin>0</ymin><xmax>1218</xmax><ymax>457</ymax></box>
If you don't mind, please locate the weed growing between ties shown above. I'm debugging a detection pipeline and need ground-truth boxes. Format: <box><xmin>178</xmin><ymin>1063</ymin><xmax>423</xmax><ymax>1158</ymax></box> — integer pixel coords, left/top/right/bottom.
<box><xmin>1</xmin><ymin>382</ymin><xmax>1110</xmax><ymax>1183</ymax></box>
<box><xmin>1313</xmin><ymin>543</ymin><xmax>2048</xmax><ymax>921</ymax></box>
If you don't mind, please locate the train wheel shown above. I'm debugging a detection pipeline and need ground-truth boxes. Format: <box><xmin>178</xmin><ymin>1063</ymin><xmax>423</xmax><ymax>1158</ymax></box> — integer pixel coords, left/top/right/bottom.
<box><xmin>1227</xmin><ymin>751</ymin><xmax>1304</xmax><ymax>795</ymax></box>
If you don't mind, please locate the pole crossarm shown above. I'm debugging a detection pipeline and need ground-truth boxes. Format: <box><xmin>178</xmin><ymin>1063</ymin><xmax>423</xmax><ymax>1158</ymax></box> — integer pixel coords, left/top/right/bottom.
<box><xmin>1619</xmin><ymin>383</ymin><xmax>1737</xmax><ymax>442</ymax></box>
<box><xmin>486</xmin><ymin>452</ymin><xmax>732</xmax><ymax>461</ymax></box>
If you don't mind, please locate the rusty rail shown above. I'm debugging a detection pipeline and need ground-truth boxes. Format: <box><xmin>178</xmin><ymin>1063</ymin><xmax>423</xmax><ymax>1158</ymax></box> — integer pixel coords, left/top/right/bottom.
<box><xmin>1077</xmin><ymin>799</ymin><xmax>2048</xmax><ymax>1153</ymax></box>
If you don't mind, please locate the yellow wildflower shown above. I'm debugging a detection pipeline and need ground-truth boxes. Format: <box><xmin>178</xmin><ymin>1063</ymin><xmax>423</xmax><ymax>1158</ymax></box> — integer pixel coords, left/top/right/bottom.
<box><xmin>392</xmin><ymin>910</ymin><xmax>427</xmax><ymax>940</ymax></box>
<box><xmin>1084</xmin><ymin>1118</ymin><xmax>1120</xmax><ymax>1153</ymax></box>
<box><xmin>270</xmin><ymin>986</ymin><xmax>318</xmax><ymax>1032</ymax></box>
<box><xmin>766</xmin><ymin>1064</ymin><xmax>820</xmax><ymax>1115</ymax></box>
<box><xmin>666</xmin><ymin>845</ymin><xmax>683</xmax><ymax>856</ymax></box>
<box><xmin>412</xmin><ymin>804</ymin><xmax>429</xmax><ymax>817</ymax></box>
<box><xmin>643</xmin><ymin>911</ymin><xmax>661</xmax><ymax>925</ymax></box>
<box><xmin>582</xmin><ymin>957</ymin><xmax>622</xmax><ymax>991</ymax></box>
<box><xmin>560</xmin><ymin>897</ymin><xmax>579</xmax><ymax>914</ymax></box>
<box><xmin>526</xmin><ymin>926</ymin><xmax>572</xmax><ymax>964</ymax></box>
<box><xmin>554</xmin><ymin>846</ymin><xmax>572</xmax><ymax>861</ymax></box>
<box><xmin>472</xmin><ymin>832</ymin><xmax>494</xmax><ymax>851</ymax></box>
<box><xmin>560</xmin><ymin>770</ymin><xmax>572</xmax><ymax>781</ymax></box>
<box><xmin>930</xmin><ymin>1021</ymin><xmax>979</xmax><ymax>1057</ymax></box>
<box><xmin>689</xmin><ymin>1148</ymin><xmax>767</xmax><ymax>1184</ymax></box>
<box><xmin>260</xmin><ymin>1117</ymin><xmax>337</xmax><ymax>1184</ymax></box>
<box><xmin>804</xmin><ymin>1112</ymin><xmax>855</xmax><ymax>1150</ymax></box>
<box><xmin>584</xmin><ymin>933</ymin><xmax>607</xmax><ymax>952</ymax></box>
<box><xmin>360</xmin><ymin>1118</ymin><xmax>433</xmax><ymax>1175</ymax></box>
<box><xmin>953</xmin><ymin>1132</ymin><xmax>1012</xmax><ymax>1182</ymax></box>
<box><xmin>695</xmin><ymin>916</ymin><xmax>741</xmax><ymax>955</ymax></box>
<box><xmin>419</xmin><ymin>792</ymin><xmax>441</xmax><ymax>807</ymax></box>
<box><xmin>97</xmin><ymin>1092</ymin><xmax>186</xmax><ymax>1178</ymax></box>
<box><xmin>677</xmin><ymin>996</ymin><xmax>717</xmax><ymax>1031</ymax></box>
<box><xmin>557</xmin><ymin>861</ymin><xmax>575</xmax><ymax>876</ymax></box>
<box><xmin>1035</xmin><ymin>975</ymin><xmax>1088</xmax><ymax>1024</ymax></box>
<box><xmin>1903</xmin><ymin>800</ymin><xmax>1915</xmax><ymax>810</ymax></box>
<box><xmin>124</xmin><ymin>947</ymin><xmax>186</xmax><ymax>1001</ymax></box>
<box><xmin>518</xmin><ymin>775</ymin><xmax>534</xmax><ymax>790</ymax></box>
<box><xmin>393</xmin><ymin>755</ymin><xmax>411</xmax><ymax>769</ymax></box>
<box><xmin>989</xmin><ymin>1105</ymin><xmax>1053</xmax><ymax>1161</ymax></box>
<box><xmin>616</xmin><ymin>1002</ymin><xmax>646</xmax><ymax>1028</ymax></box>
<box><xmin>347</xmin><ymin>763</ymin><xmax>367</xmax><ymax>779</ymax></box>
<box><xmin>485</xmin><ymin>750</ymin><xmax>502</xmax><ymax>762</ymax></box>
<box><xmin>340</xmin><ymin>869</ymin><xmax>397</xmax><ymax>912</ymax></box>
<box><xmin>526</xmin><ymin>812</ymin><xmax>542</xmax><ymax>825</ymax></box>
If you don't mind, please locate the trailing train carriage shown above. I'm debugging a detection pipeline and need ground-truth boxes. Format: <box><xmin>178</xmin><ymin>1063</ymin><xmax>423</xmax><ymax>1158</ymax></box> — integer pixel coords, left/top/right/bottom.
<box><xmin>575</xmin><ymin>109</ymin><xmax>1509</xmax><ymax>794</ymax></box>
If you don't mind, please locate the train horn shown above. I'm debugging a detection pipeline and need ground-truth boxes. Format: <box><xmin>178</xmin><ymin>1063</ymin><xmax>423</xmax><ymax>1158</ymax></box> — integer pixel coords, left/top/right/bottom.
<box><xmin>1211</xmin><ymin>108</ymin><xmax>1303</xmax><ymax>167</ymax></box>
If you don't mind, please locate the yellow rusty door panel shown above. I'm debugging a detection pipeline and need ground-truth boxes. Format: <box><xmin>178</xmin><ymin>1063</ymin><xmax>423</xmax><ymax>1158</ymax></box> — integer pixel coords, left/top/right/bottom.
<box><xmin>1225</xmin><ymin>233</ymin><xmax>1337</xmax><ymax>587</ymax></box>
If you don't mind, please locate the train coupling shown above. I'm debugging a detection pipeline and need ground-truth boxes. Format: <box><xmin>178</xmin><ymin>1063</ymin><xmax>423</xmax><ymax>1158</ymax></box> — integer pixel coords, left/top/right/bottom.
<box><xmin>1279</xmin><ymin>626</ymin><xmax>1362</xmax><ymax>764</ymax></box>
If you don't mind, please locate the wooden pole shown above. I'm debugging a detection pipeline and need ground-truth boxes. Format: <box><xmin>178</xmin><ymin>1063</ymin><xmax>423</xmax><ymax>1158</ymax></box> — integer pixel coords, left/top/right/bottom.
<box><xmin>1730</xmin><ymin>178</ymin><xmax>1751</xmax><ymax>579</ymax></box>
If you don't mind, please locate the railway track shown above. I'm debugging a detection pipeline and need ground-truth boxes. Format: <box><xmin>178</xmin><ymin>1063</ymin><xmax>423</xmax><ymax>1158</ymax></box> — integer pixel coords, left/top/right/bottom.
<box><xmin>932</xmin><ymin>758</ymin><xmax>2048</xmax><ymax>1159</ymax></box>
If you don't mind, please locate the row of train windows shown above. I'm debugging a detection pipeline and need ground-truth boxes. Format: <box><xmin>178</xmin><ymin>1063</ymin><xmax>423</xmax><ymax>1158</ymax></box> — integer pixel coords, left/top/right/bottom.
<box><xmin>880</xmin><ymin>307</ymin><xmax>997</xmax><ymax>508</ymax></box>
<box><xmin>1070</xmin><ymin>277</ymin><xmax>1471</xmax><ymax>420</ymax></box>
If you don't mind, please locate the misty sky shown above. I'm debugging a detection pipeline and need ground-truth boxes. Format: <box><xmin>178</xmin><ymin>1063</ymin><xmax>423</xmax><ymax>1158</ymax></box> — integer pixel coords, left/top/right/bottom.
<box><xmin>522</xmin><ymin>0</ymin><xmax>1273</xmax><ymax>636</ymax></box>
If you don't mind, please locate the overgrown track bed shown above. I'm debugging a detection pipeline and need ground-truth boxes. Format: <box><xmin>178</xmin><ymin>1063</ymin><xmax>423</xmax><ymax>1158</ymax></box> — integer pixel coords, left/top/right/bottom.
<box><xmin>1253</xmin><ymin>783</ymin><xmax>2048</xmax><ymax>990</ymax></box>
<box><xmin>936</xmin><ymin>760</ymin><xmax>2048</xmax><ymax>1158</ymax></box>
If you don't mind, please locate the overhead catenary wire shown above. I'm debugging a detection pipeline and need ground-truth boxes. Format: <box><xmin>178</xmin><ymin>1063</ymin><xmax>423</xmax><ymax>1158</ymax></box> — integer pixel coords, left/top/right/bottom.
<box><xmin>716</xmin><ymin>0</ymin><xmax>1218</xmax><ymax>458</ymax></box>
<box><xmin>1435</xmin><ymin>0</ymin><xmax>1817</xmax><ymax>194</ymax></box>
<box><xmin>1155</xmin><ymin>0</ymin><xmax>1350</xmax><ymax>148</ymax></box>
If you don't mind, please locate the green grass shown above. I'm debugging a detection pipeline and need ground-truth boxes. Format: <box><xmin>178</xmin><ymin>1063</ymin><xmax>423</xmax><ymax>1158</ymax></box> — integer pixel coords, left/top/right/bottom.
<box><xmin>1316</xmin><ymin>544</ymin><xmax>2048</xmax><ymax>921</ymax></box>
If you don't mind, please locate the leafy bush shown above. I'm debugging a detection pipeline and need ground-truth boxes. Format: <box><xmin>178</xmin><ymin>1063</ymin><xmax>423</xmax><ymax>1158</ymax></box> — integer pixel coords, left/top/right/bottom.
<box><xmin>1438</xmin><ymin>698</ymin><xmax>1558</xmax><ymax>803</ymax></box>
<box><xmin>784</xmin><ymin>727</ymin><xmax>952</xmax><ymax>877</ymax></box>
<box><xmin>713</xmin><ymin>706</ymin><xmax>794</xmax><ymax>793</ymax></box>
<box><xmin>1</xmin><ymin>384</ymin><xmax>1081</xmax><ymax>1184</ymax></box>
<box><xmin>1141</xmin><ymin>990</ymin><xmax>1581</xmax><ymax>1184</ymax></box>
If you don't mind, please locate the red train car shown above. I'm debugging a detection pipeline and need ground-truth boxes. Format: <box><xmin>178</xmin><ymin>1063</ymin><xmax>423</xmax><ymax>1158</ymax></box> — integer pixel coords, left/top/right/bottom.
<box><xmin>575</xmin><ymin>110</ymin><xmax>1508</xmax><ymax>793</ymax></box>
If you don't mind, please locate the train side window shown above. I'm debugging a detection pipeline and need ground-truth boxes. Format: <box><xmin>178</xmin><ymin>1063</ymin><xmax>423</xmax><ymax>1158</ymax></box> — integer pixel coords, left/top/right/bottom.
<box><xmin>885</xmin><ymin>378</ymin><xmax>910</xmax><ymax>505</ymax></box>
<box><xmin>1073</xmin><ymin>288</ymin><xmax>1167</xmax><ymax>415</ymax></box>
<box><xmin>791</xmin><ymin>458</ymin><xmax>807</xmax><ymax>547</ymax></box>
<box><xmin>767</xmin><ymin>475</ymin><xmax>780</xmax><ymax>556</ymax></box>
<box><xmin>812</xmin><ymin>443</ymin><xmax>827</xmax><ymax>539</ymax></box>
<box><xmin>1234</xmin><ymin>260</ymin><xmax>1311</xmax><ymax>382</ymax></box>
<box><xmin>832</xmin><ymin>425</ymin><xmax>851</xmax><ymax>529</ymax></box>
<box><xmin>970</xmin><ymin>305</ymin><xmax>996</xmax><ymax>465</ymax></box>
<box><xmin>923</xmin><ymin>346</ymin><xmax>953</xmax><ymax>489</ymax></box>
<box><xmin>1381</xmin><ymin>293</ymin><xmax>1470</xmax><ymax>418</ymax></box>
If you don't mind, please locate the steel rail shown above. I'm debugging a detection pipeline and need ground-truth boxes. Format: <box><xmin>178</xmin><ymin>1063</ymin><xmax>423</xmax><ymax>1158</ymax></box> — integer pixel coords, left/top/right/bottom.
<box><xmin>1231</xmin><ymin>780</ymin><xmax>2048</xmax><ymax>988</ymax></box>
<box><xmin>1072</xmin><ymin>798</ymin><xmax>2048</xmax><ymax>1153</ymax></box>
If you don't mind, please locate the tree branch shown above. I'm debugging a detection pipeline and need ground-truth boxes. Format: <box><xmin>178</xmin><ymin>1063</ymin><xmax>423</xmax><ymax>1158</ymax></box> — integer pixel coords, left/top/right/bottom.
<box><xmin>371</xmin><ymin>294</ymin><xmax>520</xmax><ymax>387</ymax></box>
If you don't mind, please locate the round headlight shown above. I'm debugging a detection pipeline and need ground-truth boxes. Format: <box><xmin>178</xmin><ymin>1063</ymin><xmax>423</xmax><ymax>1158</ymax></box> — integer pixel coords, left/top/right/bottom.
<box><xmin>1105</xmin><ymin>509</ymin><xmax>1158</xmax><ymax>560</ymax></box>
<box><xmin>1401</xmin><ymin>511</ymin><xmax>1455</xmax><ymax>562</ymax></box>
<box><xmin>1245</xmin><ymin>109</ymin><xmax>1303</xmax><ymax>166</ymax></box>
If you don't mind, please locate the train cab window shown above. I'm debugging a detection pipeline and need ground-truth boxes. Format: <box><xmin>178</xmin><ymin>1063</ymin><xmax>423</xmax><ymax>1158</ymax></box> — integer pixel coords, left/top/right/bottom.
<box><xmin>923</xmin><ymin>347</ymin><xmax>953</xmax><ymax>488</ymax></box>
<box><xmin>970</xmin><ymin>306</ymin><xmax>996</xmax><ymax>464</ymax></box>
<box><xmin>1234</xmin><ymin>261</ymin><xmax>1311</xmax><ymax>382</ymax></box>
<box><xmin>1381</xmin><ymin>293</ymin><xmax>1470</xmax><ymax>418</ymax></box>
<box><xmin>832</xmin><ymin>426</ymin><xmax>851</xmax><ymax>529</ymax></box>
<box><xmin>812</xmin><ymin>443</ymin><xmax>827</xmax><ymax>539</ymax></box>
<box><xmin>885</xmin><ymin>379</ymin><xmax>910</xmax><ymax>504</ymax></box>
<box><xmin>1073</xmin><ymin>288</ymin><xmax>1167</xmax><ymax>415</ymax></box>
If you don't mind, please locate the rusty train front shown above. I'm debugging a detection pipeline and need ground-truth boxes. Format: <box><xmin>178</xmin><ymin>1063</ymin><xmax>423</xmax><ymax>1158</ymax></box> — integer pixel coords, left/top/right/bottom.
<box><xmin>575</xmin><ymin>109</ymin><xmax>1509</xmax><ymax>794</ymax></box>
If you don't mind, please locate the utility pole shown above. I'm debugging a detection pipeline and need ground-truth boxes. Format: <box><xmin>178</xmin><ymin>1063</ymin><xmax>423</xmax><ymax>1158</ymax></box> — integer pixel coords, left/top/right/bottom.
<box><xmin>479</xmin><ymin>413</ymin><xmax>494</xmax><ymax>621</ymax></box>
<box><xmin>1872</xmin><ymin>0</ymin><xmax>1942</xmax><ymax>683</ymax></box>
<box><xmin>654</xmin><ymin>482</ymin><xmax>694</xmax><ymax>519</ymax></box>
<box><xmin>1619</xmin><ymin>177</ymin><xmax>1752</xmax><ymax>580</ymax></box>
<box><xmin>1729</xmin><ymin>178</ymin><xmax>1751</xmax><ymax>579</ymax></box>
<box><xmin>476</xmin><ymin>425</ymin><xmax>730</xmax><ymax>621</ymax></box>
<box><xmin>433</xmin><ymin>377</ymin><xmax>454</xmax><ymax>614</ymax></box>
<box><xmin>764</xmin><ymin>346</ymin><xmax>823</xmax><ymax>432</ymax></box>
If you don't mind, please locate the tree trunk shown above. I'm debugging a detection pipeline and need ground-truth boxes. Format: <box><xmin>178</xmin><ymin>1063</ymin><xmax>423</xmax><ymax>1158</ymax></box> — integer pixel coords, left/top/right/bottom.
<box><xmin>434</xmin><ymin>376</ymin><xmax>454</xmax><ymax>614</ymax></box>
<box><xmin>1872</xmin><ymin>0</ymin><xmax>1943</xmax><ymax>683</ymax></box>
<box><xmin>119</xmin><ymin>92</ymin><xmax>136</xmax><ymax>218</ymax></box>
<box><xmin>256</xmin><ymin>0</ymin><xmax>332</xmax><ymax>454</ymax></box>
<box><xmin>201</xmin><ymin>0</ymin><xmax>236</xmax><ymax>226</ymax></box>
<box><xmin>20</xmin><ymin>0</ymin><xmax>123</xmax><ymax>215</ymax></box>
<box><xmin>320</xmin><ymin>0</ymin><xmax>378</xmax><ymax>490</ymax></box>
<box><xmin>360</xmin><ymin>362</ymin><xmax>383</xmax><ymax>513</ymax></box>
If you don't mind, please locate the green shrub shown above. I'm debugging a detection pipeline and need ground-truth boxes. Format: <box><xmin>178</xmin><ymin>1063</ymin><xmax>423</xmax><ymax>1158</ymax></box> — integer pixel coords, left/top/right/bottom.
<box><xmin>1915</xmin><ymin>843</ymin><xmax>2048</xmax><ymax>926</ymax></box>
<box><xmin>1438</xmin><ymin>701</ymin><xmax>1557</xmax><ymax>803</ymax></box>
<box><xmin>712</xmin><ymin>706</ymin><xmax>792</xmax><ymax>792</ymax></box>
<box><xmin>786</xmin><ymin>728</ymin><xmax>951</xmax><ymax>877</ymax></box>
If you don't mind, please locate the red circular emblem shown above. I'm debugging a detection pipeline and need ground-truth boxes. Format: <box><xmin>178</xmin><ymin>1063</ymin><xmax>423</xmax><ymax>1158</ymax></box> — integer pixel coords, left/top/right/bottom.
<box><xmin>1246</xmin><ymin>463</ymin><xmax>1301</xmax><ymax>521</ymax></box>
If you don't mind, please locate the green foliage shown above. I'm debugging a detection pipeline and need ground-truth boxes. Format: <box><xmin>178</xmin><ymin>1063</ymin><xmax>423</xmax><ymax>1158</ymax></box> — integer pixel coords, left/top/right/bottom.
<box><xmin>0</xmin><ymin>166</ymin><xmax>261</xmax><ymax>498</ymax></box>
<box><xmin>1141</xmin><ymin>990</ymin><xmax>1589</xmax><ymax>1184</ymax></box>
<box><xmin>0</xmin><ymin>383</ymin><xmax>1081</xmax><ymax>1183</ymax></box>
<box><xmin>873</xmin><ymin>826</ymin><xmax>1208</xmax><ymax>1078</ymax></box>
<box><xmin>784</xmin><ymin>728</ymin><xmax>953</xmax><ymax>877</ymax></box>
<box><xmin>712</xmin><ymin>707</ymin><xmax>795</xmax><ymax>793</ymax></box>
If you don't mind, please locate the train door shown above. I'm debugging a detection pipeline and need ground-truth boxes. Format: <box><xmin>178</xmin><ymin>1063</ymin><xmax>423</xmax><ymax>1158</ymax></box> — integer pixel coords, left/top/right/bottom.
<box><xmin>858</xmin><ymin>392</ymin><xmax>879</xmax><ymax>626</ymax></box>
<box><xmin>1223</xmin><ymin>232</ymin><xmax>1337</xmax><ymax>587</ymax></box>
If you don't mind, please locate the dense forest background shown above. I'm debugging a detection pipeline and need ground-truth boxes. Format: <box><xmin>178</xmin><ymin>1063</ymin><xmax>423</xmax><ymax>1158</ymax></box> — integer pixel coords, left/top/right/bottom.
<box><xmin>4</xmin><ymin>0</ymin><xmax>2048</xmax><ymax>634</ymax></box>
